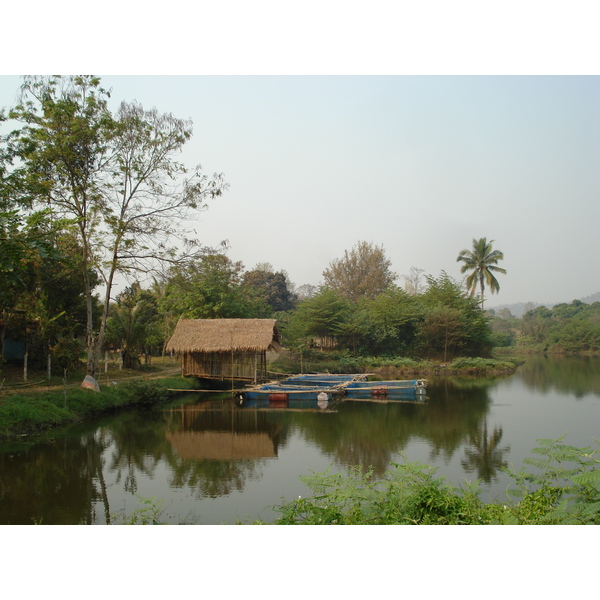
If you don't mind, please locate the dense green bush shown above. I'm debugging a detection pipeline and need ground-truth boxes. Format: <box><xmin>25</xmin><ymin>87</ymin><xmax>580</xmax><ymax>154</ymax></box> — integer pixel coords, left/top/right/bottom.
<box><xmin>280</xmin><ymin>274</ymin><xmax>494</xmax><ymax>360</ymax></box>
<box><xmin>505</xmin><ymin>300</ymin><xmax>600</xmax><ymax>354</ymax></box>
<box><xmin>120</xmin><ymin>379</ymin><xmax>169</xmax><ymax>407</ymax></box>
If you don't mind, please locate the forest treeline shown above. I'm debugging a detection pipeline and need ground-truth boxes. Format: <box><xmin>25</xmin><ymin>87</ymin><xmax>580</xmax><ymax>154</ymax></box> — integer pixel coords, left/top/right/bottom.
<box><xmin>2</xmin><ymin>232</ymin><xmax>597</xmax><ymax>374</ymax></box>
<box><xmin>490</xmin><ymin>300</ymin><xmax>600</xmax><ymax>354</ymax></box>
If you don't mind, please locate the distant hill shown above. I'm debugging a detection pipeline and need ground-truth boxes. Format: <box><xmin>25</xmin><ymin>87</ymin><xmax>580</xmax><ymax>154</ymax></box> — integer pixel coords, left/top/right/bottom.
<box><xmin>490</xmin><ymin>291</ymin><xmax>600</xmax><ymax>318</ymax></box>
<box><xmin>489</xmin><ymin>302</ymin><xmax>549</xmax><ymax>318</ymax></box>
<box><xmin>580</xmin><ymin>291</ymin><xmax>600</xmax><ymax>304</ymax></box>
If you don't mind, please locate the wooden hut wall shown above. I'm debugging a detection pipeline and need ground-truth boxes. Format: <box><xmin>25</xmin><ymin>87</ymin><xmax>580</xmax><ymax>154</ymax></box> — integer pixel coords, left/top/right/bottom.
<box><xmin>182</xmin><ymin>350</ymin><xmax>267</xmax><ymax>381</ymax></box>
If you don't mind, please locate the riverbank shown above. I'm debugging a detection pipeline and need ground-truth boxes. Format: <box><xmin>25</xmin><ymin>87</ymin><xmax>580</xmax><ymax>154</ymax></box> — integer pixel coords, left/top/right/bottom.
<box><xmin>270</xmin><ymin>353</ymin><xmax>523</xmax><ymax>378</ymax></box>
<box><xmin>0</xmin><ymin>362</ymin><xmax>198</xmax><ymax>439</ymax></box>
<box><xmin>0</xmin><ymin>354</ymin><xmax>522</xmax><ymax>439</ymax></box>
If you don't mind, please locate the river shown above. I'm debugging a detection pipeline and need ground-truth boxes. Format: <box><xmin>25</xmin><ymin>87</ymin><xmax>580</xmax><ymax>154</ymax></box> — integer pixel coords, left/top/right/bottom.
<box><xmin>1</xmin><ymin>355</ymin><xmax>599</xmax><ymax>524</ymax></box>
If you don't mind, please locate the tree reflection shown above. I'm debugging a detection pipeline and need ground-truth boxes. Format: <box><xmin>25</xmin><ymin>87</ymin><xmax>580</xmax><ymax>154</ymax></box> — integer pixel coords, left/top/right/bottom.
<box><xmin>461</xmin><ymin>418</ymin><xmax>510</xmax><ymax>483</ymax></box>
<box><xmin>167</xmin><ymin>457</ymin><xmax>265</xmax><ymax>498</ymax></box>
<box><xmin>160</xmin><ymin>402</ymin><xmax>284</xmax><ymax>497</ymax></box>
<box><xmin>0</xmin><ymin>428</ymin><xmax>113</xmax><ymax>525</ymax></box>
<box><xmin>105</xmin><ymin>413</ymin><xmax>168</xmax><ymax>496</ymax></box>
<box><xmin>519</xmin><ymin>355</ymin><xmax>600</xmax><ymax>398</ymax></box>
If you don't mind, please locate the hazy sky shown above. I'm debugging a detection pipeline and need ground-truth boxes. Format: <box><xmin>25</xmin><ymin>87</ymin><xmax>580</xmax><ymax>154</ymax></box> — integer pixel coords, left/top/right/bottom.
<box><xmin>1</xmin><ymin>74</ymin><xmax>598</xmax><ymax>307</ymax></box>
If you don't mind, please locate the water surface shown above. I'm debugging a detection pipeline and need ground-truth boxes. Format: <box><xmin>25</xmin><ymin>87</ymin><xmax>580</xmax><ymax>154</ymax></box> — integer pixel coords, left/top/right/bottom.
<box><xmin>1</xmin><ymin>355</ymin><xmax>598</xmax><ymax>524</ymax></box>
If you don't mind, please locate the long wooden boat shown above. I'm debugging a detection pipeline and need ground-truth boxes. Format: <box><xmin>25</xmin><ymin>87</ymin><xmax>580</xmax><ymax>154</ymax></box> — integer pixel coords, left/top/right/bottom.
<box><xmin>281</xmin><ymin>373</ymin><xmax>427</xmax><ymax>397</ymax></box>
<box><xmin>235</xmin><ymin>395</ymin><xmax>339</xmax><ymax>411</ymax></box>
<box><xmin>344</xmin><ymin>379</ymin><xmax>427</xmax><ymax>398</ymax></box>
<box><xmin>235</xmin><ymin>374</ymin><xmax>428</xmax><ymax>408</ymax></box>
<box><xmin>280</xmin><ymin>373</ymin><xmax>367</xmax><ymax>387</ymax></box>
<box><xmin>235</xmin><ymin>384</ymin><xmax>341</xmax><ymax>408</ymax></box>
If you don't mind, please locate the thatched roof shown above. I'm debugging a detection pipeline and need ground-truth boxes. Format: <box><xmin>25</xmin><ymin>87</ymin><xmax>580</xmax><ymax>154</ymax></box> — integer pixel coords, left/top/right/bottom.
<box><xmin>166</xmin><ymin>318</ymin><xmax>280</xmax><ymax>353</ymax></box>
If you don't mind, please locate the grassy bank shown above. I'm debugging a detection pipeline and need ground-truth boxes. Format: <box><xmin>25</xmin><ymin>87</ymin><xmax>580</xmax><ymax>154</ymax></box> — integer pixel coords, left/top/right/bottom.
<box><xmin>269</xmin><ymin>351</ymin><xmax>522</xmax><ymax>378</ymax></box>
<box><xmin>0</xmin><ymin>361</ymin><xmax>198</xmax><ymax>439</ymax></box>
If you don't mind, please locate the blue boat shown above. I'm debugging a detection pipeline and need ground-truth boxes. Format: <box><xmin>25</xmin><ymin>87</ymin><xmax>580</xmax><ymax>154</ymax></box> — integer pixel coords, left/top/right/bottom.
<box><xmin>235</xmin><ymin>384</ymin><xmax>340</xmax><ymax>408</ymax></box>
<box><xmin>344</xmin><ymin>379</ymin><xmax>427</xmax><ymax>399</ymax></box>
<box><xmin>236</xmin><ymin>394</ymin><xmax>339</xmax><ymax>411</ymax></box>
<box><xmin>281</xmin><ymin>373</ymin><xmax>366</xmax><ymax>387</ymax></box>
<box><xmin>281</xmin><ymin>373</ymin><xmax>427</xmax><ymax>398</ymax></box>
<box><xmin>235</xmin><ymin>374</ymin><xmax>427</xmax><ymax>408</ymax></box>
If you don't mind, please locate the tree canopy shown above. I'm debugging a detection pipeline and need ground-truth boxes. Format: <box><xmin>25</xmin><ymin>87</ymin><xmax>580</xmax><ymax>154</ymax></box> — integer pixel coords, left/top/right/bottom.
<box><xmin>4</xmin><ymin>75</ymin><xmax>228</xmax><ymax>376</ymax></box>
<box><xmin>322</xmin><ymin>241</ymin><xmax>397</xmax><ymax>302</ymax></box>
<box><xmin>457</xmin><ymin>237</ymin><xmax>506</xmax><ymax>310</ymax></box>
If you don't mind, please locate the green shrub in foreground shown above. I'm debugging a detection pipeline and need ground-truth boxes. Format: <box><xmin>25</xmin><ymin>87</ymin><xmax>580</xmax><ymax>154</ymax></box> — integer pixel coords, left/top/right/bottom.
<box><xmin>271</xmin><ymin>437</ymin><xmax>600</xmax><ymax>525</ymax></box>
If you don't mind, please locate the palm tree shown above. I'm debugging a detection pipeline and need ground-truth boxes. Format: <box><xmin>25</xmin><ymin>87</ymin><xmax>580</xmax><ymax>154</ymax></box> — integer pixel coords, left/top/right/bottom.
<box><xmin>456</xmin><ymin>237</ymin><xmax>506</xmax><ymax>309</ymax></box>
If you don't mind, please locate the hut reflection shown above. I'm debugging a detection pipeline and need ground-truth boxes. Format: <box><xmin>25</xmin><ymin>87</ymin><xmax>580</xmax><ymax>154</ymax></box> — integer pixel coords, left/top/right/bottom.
<box><xmin>165</xmin><ymin>402</ymin><xmax>283</xmax><ymax>460</ymax></box>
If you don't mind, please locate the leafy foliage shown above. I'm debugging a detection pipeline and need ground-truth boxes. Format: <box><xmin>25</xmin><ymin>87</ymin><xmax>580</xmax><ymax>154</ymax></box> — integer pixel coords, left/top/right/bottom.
<box><xmin>105</xmin><ymin>282</ymin><xmax>162</xmax><ymax>367</ymax></box>
<box><xmin>242</xmin><ymin>267</ymin><xmax>297</xmax><ymax>313</ymax></box>
<box><xmin>457</xmin><ymin>237</ymin><xmax>506</xmax><ymax>310</ymax></box>
<box><xmin>120</xmin><ymin>379</ymin><xmax>169</xmax><ymax>407</ymax></box>
<box><xmin>272</xmin><ymin>438</ymin><xmax>600</xmax><ymax>525</ymax></box>
<box><xmin>493</xmin><ymin>300</ymin><xmax>600</xmax><ymax>353</ymax></box>
<box><xmin>322</xmin><ymin>241</ymin><xmax>397</xmax><ymax>302</ymax></box>
<box><xmin>4</xmin><ymin>75</ymin><xmax>228</xmax><ymax>377</ymax></box>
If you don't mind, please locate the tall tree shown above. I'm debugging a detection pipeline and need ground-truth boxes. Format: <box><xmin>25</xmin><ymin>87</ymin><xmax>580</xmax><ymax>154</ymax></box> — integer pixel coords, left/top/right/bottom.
<box><xmin>358</xmin><ymin>286</ymin><xmax>421</xmax><ymax>355</ymax></box>
<box><xmin>419</xmin><ymin>272</ymin><xmax>493</xmax><ymax>357</ymax></box>
<box><xmin>242</xmin><ymin>267</ymin><xmax>297</xmax><ymax>313</ymax></box>
<box><xmin>8</xmin><ymin>76</ymin><xmax>115</xmax><ymax>375</ymax></box>
<box><xmin>162</xmin><ymin>254</ymin><xmax>260</xmax><ymax>319</ymax></box>
<box><xmin>285</xmin><ymin>288</ymin><xmax>352</xmax><ymax>348</ymax></box>
<box><xmin>456</xmin><ymin>237</ymin><xmax>506</xmax><ymax>310</ymax></box>
<box><xmin>7</xmin><ymin>76</ymin><xmax>227</xmax><ymax>376</ymax></box>
<box><xmin>322</xmin><ymin>241</ymin><xmax>396</xmax><ymax>302</ymax></box>
<box><xmin>402</xmin><ymin>266</ymin><xmax>425</xmax><ymax>296</ymax></box>
<box><xmin>105</xmin><ymin>283</ymin><xmax>161</xmax><ymax>368</ymax></box>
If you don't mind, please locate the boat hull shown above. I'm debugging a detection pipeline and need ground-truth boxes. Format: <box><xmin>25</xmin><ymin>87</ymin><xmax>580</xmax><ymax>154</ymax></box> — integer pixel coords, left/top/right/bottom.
<box><xmin>235</xmin><ymin>385</ymin><xmax>338</xmax><ymax>408</ymax></box>
<box><xmin>243</xmin><ymin>389</ymin><xmax>336</xmax><ymax>401</ymax></box>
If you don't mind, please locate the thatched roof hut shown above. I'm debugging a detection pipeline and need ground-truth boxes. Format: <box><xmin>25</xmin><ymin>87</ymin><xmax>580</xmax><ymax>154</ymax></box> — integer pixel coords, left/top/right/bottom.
<box><xmin>166</xmin><ymin>318</ymin><xmax>281</xmax><ymax>381</ymax></box>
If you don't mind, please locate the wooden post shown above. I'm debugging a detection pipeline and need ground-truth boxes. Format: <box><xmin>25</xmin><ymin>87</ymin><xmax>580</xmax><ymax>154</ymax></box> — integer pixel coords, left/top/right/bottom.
<box><xmin>63</xmin><ymin>369</ymin><xmax>68</xmax><ymax>408</ymax></box>
<box><xmin>47</xmin><ymin>352</ymin><xmax>52</xmax><ymax>381</ymax></box>
<box><xmin>105</xmin><ymin>351</ymin><xmax>109</xmax><ymax>373</ymax></box>
<box><xmin>24</xmin><ymin>345</ymin><xmax>28</xmax><ymax>382</ymax></box>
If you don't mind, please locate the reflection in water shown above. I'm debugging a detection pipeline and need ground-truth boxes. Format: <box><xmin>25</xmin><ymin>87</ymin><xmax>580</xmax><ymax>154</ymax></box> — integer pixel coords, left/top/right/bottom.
<box><xmin>1</xmin><ymin>357</ymin><xmax>599</xmax><ymax>523</ymax></box>
<box><xmin>519</xmin><ymin>355</ymin><xmax>600</xmax><ymax>398</ymax></box>
<box><xmin>167</xmin><ymin>431</ymin><xmax>277</xmax><ymax>460</ymax></box>
<box><xmin>286</xmin><ymin>396</ymin><xmax>433</xmax><ymax>476</ymax></box>
<box><xmin>0</xmin><ymin>426</ymin><xmax>113</xmax><ymax>525</ymax></box>
<box><xmin>461</xmin><ymin>419</ymin><xmax>510</xmax><ymax>483</ymax></box>
<box><xmin>165</xmin><ymin>402</ymin><xmax>282</xmax><ymax>459</ymax></box>
<box><xmin>161</xmin><ymin>399</ymin><xmax>284</xmax><ymax>498</ymax></box>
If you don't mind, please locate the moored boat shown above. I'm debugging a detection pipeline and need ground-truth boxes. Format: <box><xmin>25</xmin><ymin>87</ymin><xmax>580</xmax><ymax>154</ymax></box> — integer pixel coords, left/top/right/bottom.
<box><xmin>280</xmin><ymin>373</ymin><xmax>367</xmax><ymax>387</ymax></box>
<box><xmin>344</xmin><ymin>378</ymin><xmax>427</xmax><ymax>398</ymax></box>
<box><xmin>235</xmin><ymin>384</ymin><xmax>341</xmax><ymax>408</ymax></box>
<box><xmin>235</xmin><ymin>374</ymin><xmax>427</xmax><ymax>408</ymax></box>
<box><xmin>282</xmin><ymin>373</ymin><xmax>427</xmax><ymax>395</ymax></box>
